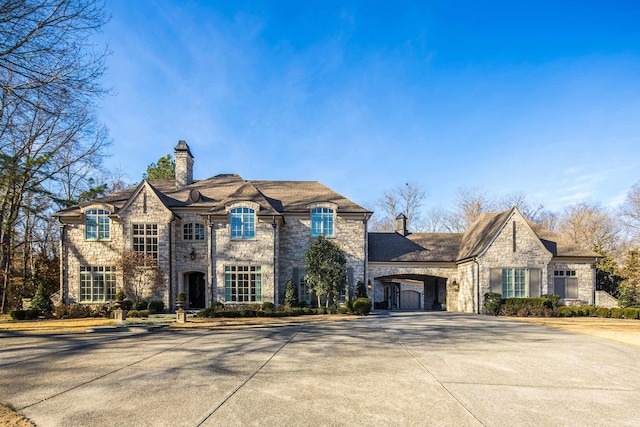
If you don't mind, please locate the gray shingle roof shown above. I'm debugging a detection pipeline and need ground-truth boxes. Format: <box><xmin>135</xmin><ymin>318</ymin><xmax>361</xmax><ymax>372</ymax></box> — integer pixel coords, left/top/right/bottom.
<box><xmin>54</xmin><ymin>174</ymin><xmax>370</xmax><ymax>219</ymax></box>
<box><xmin>369</xmin><ymin>208</ymin><xmax>598</xmax><ymax>263</ymax></box>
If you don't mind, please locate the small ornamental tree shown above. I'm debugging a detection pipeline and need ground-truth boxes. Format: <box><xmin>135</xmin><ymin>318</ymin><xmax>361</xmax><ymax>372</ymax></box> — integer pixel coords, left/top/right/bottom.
<box><xmin>29</xmin><ymin>284</ymin><xmax>53</xmax><ymax>316</ymax></box>
<box><xmin>356</xmin><ymin>281</ymin><xmax>368</xmax><ymax>299</ymax></box>
<box><xmin>304</xmin><ymin>235</ymin><xmax>347</xmax><ymax>308</ymax></box>
<box><xmin>116</xmin><ymin>250</ymin><xmax>163</xmax><ymax>304</ymax></box>
<box><xmin>284</xmin><ymin>279</ymin><xmax>298</xmax><ymax>307</ymax></box>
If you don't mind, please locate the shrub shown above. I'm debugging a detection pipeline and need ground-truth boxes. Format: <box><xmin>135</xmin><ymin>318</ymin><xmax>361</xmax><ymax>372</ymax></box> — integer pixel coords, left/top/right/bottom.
<box><xmin>284</xmin><ymin>279</ymin><xmax>298</xmax><ymax>307</ymax></box>
<box><xmin>115</xmin><ymin>289</ymin><xmax>126</xmax><ymax>301</ymax></box>
<box><xmin>596</xmin><ymin>307</ymin><xmax>610</xmax><ymax>318</ymax></box>
<box><xmin>483</xmin><ymin>292</ymin><xmax>503</xmax><ymax>316</ymax></box>
<box><xmin>148</xmin><ymin>300</ymin><xmax>165</xmax><ymax>314</ymax></box>
<box><xmin>528</xmin><ymin>306</ymin><xmax>553</xmax><ymax>317</ymax></box>
<box><xmin>261</xmin><ymin>301</ymin><xmax>275</xmax><ymax>311</ymax></box>
<box><xmin>9</xmin><ymin>310</ymin><xmax>26</xmax><ymax>320</ymax></box>
<box><xmin>623</xmin><ymin>308</ymin><xmax>640</xmax><ymax>320</ymax></box>
<box><xmin>610</xmin><ymin>307</ymin><xmax>624</xmax><ymax>318</ymax></box>
<box><xmin>29</xmin><ymin>284</ymin><xmax>53</xmax><ymax>316</ymax></box>
<box><xmin>352</xmin><ymin>298</ymin><xmax>372</xmax><ymax>315</ymax></box>
<box><xmin>134</xmin><ymin>300</ymin><xmax>148</xmax><ymax>310</ymax></box>
<box><xmin>556</xmin><ymin>306</ymin><xmax>574</xmax><ymax>317</ymax></box>
<box><xmin>541</xmin><ymin>294</ymin><xmax>561</xmax><ymax>309</ymax></box>
<box><xmin>337</xmin><ymin>306</ymin><xmax>349</xmax><ymax>314</ymax></box>
<box><xmin>196</xmin><ymin>308</ymin><xmax>215</xmax><ymax>318</ymax></box>
<box><xmin>345</xmin><ymin>299</ymin><xmax>354</xmax><ymax>313</ymax></box>
<box><xmin>127</xmin><ymin>309</ymin><xmax>150</xmax><ymax>318</ymax></box>
<box><xmin>210</xmin><ymin>301</ymin><xmax>224</xmax><ymax>311</ymax></box>
<box><xmin>582</xmin><ymin>306</ymin><xmax>596</xmax><ymax>316</ymax></box>
<box><xmin>356</xmin><ymin>281</ymin><xmax>368</xmax><ymax>299</ymax></box>
<box><xmin>177</xmin><ymin>291</ymin><xmax>187</xmax><ymax>302</ymax></box>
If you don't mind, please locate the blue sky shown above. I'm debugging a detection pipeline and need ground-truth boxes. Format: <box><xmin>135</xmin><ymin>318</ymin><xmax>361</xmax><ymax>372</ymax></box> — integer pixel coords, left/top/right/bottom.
<box><xmin>96</xmin><ymin>0</ymin><xmax>640</xmax><ymax>214</ymax></box>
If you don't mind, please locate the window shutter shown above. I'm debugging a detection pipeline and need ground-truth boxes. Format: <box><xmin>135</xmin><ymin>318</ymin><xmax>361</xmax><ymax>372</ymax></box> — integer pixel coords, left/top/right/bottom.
<box><xmin>553</xmin><ymin>278</ymin><xmax>565</xmax><ymax>299</ymax></box>
<box><xmin>490</xmin><ymin>269</ymin><xmax>502</xmax><ymax>294</ymax></box>
<box><xmin>293</xmin><ymin>267</ymin><xmax>300</xmax><ymax>286</ymax></box>
<box><xmin>566</xmin><ymin>278</ymin><xmax>578</xmax><ymax>299</ymax></box>
<box><xmin>529</xmin><ymin>269</ymin><xmax>541</xmax><ymax>298</ymax></box>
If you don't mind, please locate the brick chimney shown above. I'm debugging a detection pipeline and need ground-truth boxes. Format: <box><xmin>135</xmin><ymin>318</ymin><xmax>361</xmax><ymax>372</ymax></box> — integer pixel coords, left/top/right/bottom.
<box><xmin>174</xmin><ymin>140</ymin><xmax>194</xmax><ymax>188</ymax></box>
<box><xmin>396</xmin><ymin>213</ymin><xmax>408</xmax><ymax>236</ymax></box>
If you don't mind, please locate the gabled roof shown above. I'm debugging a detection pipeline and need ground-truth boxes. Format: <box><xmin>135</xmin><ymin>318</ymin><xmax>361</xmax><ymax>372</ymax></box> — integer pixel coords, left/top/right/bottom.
<box><xmin>369</xmin><ymin>207</ymin><xmax>599</xmax><ymax>264</ymax></box>
<box><xmin>368</xmin><ymin>232</ymin><xmax>462</xmax><ymax>262</ymax></box>
<box><xmin>54</xmin><ymin>173</ymin><xmax>370</xmax><ymax>219</ymax></box>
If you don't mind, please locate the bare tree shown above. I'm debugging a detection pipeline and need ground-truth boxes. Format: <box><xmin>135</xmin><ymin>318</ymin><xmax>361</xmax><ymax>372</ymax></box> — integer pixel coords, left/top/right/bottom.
<box><xmin>557</xmin><ymin>201</ymin><xmax>621</xmax><ymax>254</ymax></box>
<box><xmin>0</xmin><ymin>0</ymin><xmax>109</xmax><ymax>312</ymax></box>
<box><xmin>115</xmin><ymin>251</ymin><xmax>163</xmax><ymax>304</ymax></box>
<box><xmin>620</xmin><ymin>182</ymin><xmax>640</xmax><ymax>243</ymax></box>
<box><xmin>497</xmin><ymin>191</ymin><xmax>544</xmax><ymax>222</ymax></box>
<box><xmin>372</xmin><ymin>182</ymin><xmax>427</xmax><ymax>232</ymax></box>
<box><xmin>443</xmin><ymin>187</ymin><xmax>495</xmax><ymax>232</ymax></box>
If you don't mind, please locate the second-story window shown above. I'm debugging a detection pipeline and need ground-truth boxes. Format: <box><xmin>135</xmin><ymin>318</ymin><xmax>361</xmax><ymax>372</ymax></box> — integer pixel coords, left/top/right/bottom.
<box><xmin>183</xmin><ymin>223</ymin><xmax>205</xmax><ymax>241</ymax></box>
<box><xmin>311</xmin><ymin>207</ymin><xmax>334</xmax><ymax>237</ymax></box>
<box><xmin>133</xmin><ymin>224</ymin><xmax>158</xmax><ymax>258</ymax></box>
<box><xmin>230</xmin><ymin>207</ymin><xmax>255</xmax><ymax>239</ymax></box>
<box><xmin>86</xmin><ymin>209</ymin><xmax>110</xmax><ymax>240</ymax></box>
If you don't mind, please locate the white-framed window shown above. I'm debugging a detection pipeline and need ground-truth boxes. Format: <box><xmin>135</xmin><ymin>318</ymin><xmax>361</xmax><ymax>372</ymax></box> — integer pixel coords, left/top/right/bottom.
<box><xmin>554</xmin><ymin>270</ymin><xmax>578</xmax><ymax>299</ymax></box>
<box><xmin>224</xmin><ymin>265</ymin><xmax>262</xmax><ymax>302</ymax></box>
<box><xmin>490</xmin><ymin>268</ymin><xmax>540</xmax><ymax>298</ymax></box>
<box><xmin>133</xmin><ymin>224</ymin><xmax>158</xmax><ymax>259</ymax></box>
<box><xmin>80</xmin><ymin>266</ymin><xmax>116</xmax><ymax>302</ymax></box>
<box><xmin>311</xmin><ymin>207</ymin><xmax>334</xmax><ymax>237</ymax></box>
<box><xmin>183</xmin><ymin>223</ymin><xmax>205</xmax><ymax>241</ymax></box>
<box><xmin>230</xmin><ymin>207</ymin><xmax>255</xmax><ymax>239</ymax></box>
<box><xmin>85</xmin><ymin>209</ymin><xmax>110</xmax><ymax>240</ymax></box>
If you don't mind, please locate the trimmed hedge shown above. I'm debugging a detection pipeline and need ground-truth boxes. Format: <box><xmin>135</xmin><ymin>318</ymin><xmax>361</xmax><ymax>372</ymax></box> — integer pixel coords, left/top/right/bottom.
<box><xmin>623</xmin><ymin>308</ymin><xmax>640</xmax><ymax>319</ymax></box>
<box><xmin>596</xmin><ymin>307</ymin><xmax>610</xmax><ymax>318</ymax></box>
<box><xmin>127</xmin><ymin>309</ymin><xmax>150</xmax><ymax>318</ymax></box>
<box><xmin>610</xmin><ymin>308</ymin><xmax>624</xmax><ymax>318</ymax></box>
<box><xmin>9</xmin><ymin>309</ymin><xmax>40</xmax><ymax>320</ymax></box>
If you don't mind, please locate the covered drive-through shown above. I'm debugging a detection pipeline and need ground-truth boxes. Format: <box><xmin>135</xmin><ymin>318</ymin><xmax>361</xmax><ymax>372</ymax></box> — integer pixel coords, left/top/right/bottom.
<box><xmin>373</xmin><ymin>274</ymin><xmax>447</xmax><ymax>311</ymax></box>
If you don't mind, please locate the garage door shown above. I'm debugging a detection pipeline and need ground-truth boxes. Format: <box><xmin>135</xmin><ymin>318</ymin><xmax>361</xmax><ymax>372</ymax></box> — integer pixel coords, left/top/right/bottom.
<box><xmin>400</xmin><ymin>290</ymin><xmax>420</xmax><ymax>310</ymax></box>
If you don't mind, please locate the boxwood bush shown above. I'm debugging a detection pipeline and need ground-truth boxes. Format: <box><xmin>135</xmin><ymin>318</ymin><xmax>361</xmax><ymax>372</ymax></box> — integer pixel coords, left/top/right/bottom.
<box><xmin>148</xmin><ymin>300</ymin><xmax>165</xmax><ymax>314</ymax></box>
<box><xmin>352</xmin><ymin>298</ymin><xmax>372</xmax><ymax>315</ymax></box>
<box><xmin>596</xmin><ymin>307</ymin><xmax>611</xmax><ymax>318</ymax></box>
<box><xmin>623</xmin><ymin>308</ymin><xmax>640</xmax><ymax>319</ymax></box>
<box><xmin>610</xmin><ymin>307</ymin><xmax>624</xmax><ymax>318</ymax></box>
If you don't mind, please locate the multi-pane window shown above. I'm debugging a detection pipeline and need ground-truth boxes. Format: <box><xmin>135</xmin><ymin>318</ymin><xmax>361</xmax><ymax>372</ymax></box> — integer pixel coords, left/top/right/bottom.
<box><xmin>502</xmin><ymin>268</ymin><xmax>526</xmax><ymax>298</ymax></box>
<box><xmin>80</xmin><ymin>266</ymin><xmax>116</xmax><ymax>302</ymax></box>
<box><xmin>554</xmin><ymin>270</ymin><xmax>578</xmax><ymax>299</ymax></box>
<box><xmin>298</xmin><ymin>269</ymin><xmax>311</xmax><ymax>305</ymax></box>
<box><xmin>133</xmin><ymin>224</ymin><xmax>158</xmax><ymax>259</ymax></box>
<box><xmin>230</xmin><ymin>208</ymin><xmax>255</xmax><ymax>239</ymax></box>
<box><xmin>183</xmin><ymin>223</ymin><xmax>205</xmax><ymax>241</ymax></box>
<box><xmin>311</xmin><ymin>207</ymin><xmax>334</xmax><ymax>237</ymax></box>
<box><xmin>85</xmin><ymin>209</ymin><xmax>110</xmax><ymax>240</ymax></box>
<box><xmin>224</xmin><ymin>265</ymin><xmax>262</xmax><ymax>302</ymax></box>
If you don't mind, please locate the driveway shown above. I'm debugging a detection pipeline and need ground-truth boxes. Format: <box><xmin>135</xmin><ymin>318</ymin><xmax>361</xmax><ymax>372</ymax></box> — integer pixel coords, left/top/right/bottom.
<box><xmin>1</xmin><ymin>312</ymin><xmax>639</xmax><ymax>426</ymax></box>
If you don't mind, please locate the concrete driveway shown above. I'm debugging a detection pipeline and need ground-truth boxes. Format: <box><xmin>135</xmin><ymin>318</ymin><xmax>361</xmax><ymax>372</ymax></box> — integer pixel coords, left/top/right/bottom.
<box><xmin>1</xmin><ymin>312</ymin><xmax>639</xmax><ymax>426</ymax></box>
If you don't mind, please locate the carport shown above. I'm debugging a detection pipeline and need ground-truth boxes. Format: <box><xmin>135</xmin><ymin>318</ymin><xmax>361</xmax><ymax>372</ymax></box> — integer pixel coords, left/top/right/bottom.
<box><xmin>373</xmin><ymin>274</ymin><xmax>447</xmax><ymax>311</ymax></box>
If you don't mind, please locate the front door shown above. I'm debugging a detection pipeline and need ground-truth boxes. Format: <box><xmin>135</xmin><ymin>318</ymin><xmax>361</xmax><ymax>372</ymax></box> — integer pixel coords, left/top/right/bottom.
<box><xmin>188</xmin><ymin>272</ymin><xmax>206</xmax><ymax>308</ymax></box>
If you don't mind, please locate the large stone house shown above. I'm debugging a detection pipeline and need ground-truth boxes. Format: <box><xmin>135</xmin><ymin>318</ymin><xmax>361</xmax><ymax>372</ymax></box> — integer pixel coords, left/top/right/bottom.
<box><xmin>54</xmin><ymin>141</ymin><xmax>599</xmax><ymax>313</ymax></box>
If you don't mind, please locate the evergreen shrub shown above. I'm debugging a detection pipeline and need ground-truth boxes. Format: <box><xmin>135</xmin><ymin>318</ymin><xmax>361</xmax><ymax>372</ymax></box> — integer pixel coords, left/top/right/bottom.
<box><xmin>596</xmin><ymin>307</ymin><xmax>610</xmax><ymax>318</ymax></box>
<box><xmin>610</xmin><ymin>308</ymin><xmax>624</xmax><ymax>318</ymax></box>
<box><xmin>623</xmin><ymin>308</ymin><xmax>640</xmax><ymax>319</ymax></box>
<box><xmin>353</xmin><ymin>298</ymin><xmax>372</xmax><ymax>315</ymax></box>
<box><xmin>148</xmin><ymin>300</ymin><xmax>165</xmax><ymax>314</ymax></box>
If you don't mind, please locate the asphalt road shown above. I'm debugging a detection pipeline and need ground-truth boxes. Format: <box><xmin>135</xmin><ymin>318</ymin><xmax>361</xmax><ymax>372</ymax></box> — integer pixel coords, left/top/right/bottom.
<box><xmin>1</xmin><ymin>312</ymin><xmax>639</xmax><ymax>426</ymax></box>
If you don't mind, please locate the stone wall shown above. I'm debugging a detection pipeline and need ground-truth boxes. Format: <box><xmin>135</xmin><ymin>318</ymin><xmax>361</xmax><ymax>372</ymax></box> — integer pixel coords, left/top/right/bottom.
<box><xmin>548</xmin><ymin>262</ymin><xmax>595</xmax><ymax>305</ymax></box>
<box><xmin>595</xmin><ymin>290</ymin><xmax>619</xmax><ymax>308</ymax></box>
<box><xmin>278</xmin><ymin>214</ymin><xmax>366</xmax><ymax>302</ymax></box>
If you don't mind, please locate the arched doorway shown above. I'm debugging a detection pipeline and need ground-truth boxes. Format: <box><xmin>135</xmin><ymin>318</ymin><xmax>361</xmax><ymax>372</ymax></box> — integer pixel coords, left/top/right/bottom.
<box><xmin>375</xmin><ymin>274</ymin><xmax>447</xmax><ymax>311</ymax></box>
<box><xmin>188</xmin><ymin>272</ymin><xmax>206</xmax><ymax>309</ymax></box>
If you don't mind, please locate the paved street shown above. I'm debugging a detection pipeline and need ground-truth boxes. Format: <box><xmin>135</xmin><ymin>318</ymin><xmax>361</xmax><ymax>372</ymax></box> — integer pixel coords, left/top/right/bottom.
<box><xmin>1</xmin><ymin>312</ymin><xmax>639</xmax><ymax>426</ymax></box>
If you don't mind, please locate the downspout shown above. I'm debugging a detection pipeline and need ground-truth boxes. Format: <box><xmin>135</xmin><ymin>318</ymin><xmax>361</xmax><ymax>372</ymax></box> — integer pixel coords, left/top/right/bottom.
<box><xmin>474</xmin><ymin>257</ymin><xmax>480</xmax><ymax>314</ymax></box>
<box><xmin>272</xmin><ymin>216</ymin><xmax>278</xmax><ymax>305</ymax></box>
<box><xmin>168</xmin><ymin>217</ymin><xmax>174</xmax><ymax>310</ymax></box>
<box><xmin>208</xmin><ymin>217</ymin><xmax>215</xmax><ymax>304</ymax></box>
<box><xmin>59</xmin><ymin>224</ymin><xmax>67</xmax><ymax>304</ymax></box>
<box><xmin>363</xmin><ymin>213</ymin><xmax>368</xmax><ymax>298</ymax></box>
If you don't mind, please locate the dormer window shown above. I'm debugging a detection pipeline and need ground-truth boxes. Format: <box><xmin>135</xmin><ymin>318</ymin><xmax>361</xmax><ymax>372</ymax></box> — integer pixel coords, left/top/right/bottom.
<box><xmin>85</xmin><ymin>209</ymin><xmax>110</xmax><ymax>240</ymax></box>
<box><xmin>230</xmin><ymin>207</ymin><xmax>255</xmax><ymax>239</ymax></box>
<box><xmin>311</xmin><ymin>207</ymin><xmax>334</xmax><ymax>237</ymax></box>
